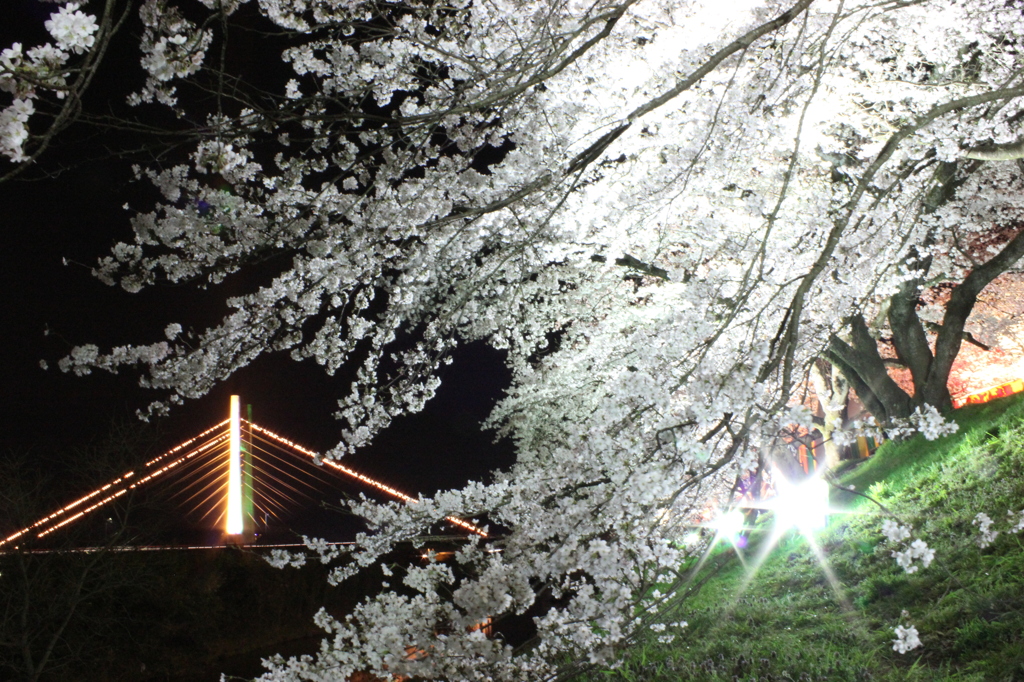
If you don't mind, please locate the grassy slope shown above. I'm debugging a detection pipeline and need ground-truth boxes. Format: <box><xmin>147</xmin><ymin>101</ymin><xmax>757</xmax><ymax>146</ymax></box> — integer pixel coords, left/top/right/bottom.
<box><xmin>591</xmin><ymin>394</ymin><xmax>1024</xmax><ymax>682</ymax></box>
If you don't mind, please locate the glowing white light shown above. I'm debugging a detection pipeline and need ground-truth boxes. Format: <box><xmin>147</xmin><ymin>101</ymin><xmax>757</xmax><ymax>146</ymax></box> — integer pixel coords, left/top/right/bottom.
<box><xmin>683</xmin><ymin>531</ymin><xmax>703</xmax><ymax>547</ymax></box>
<box><xmin>772</xmin><ymin>477</ymin><xmax>830</xmax><ymax>531</ymax></box>
<box><xmin>712</xmin><ymin>508</ymin><xmax>745</xmax><ymax>538</ymax></box>
<box><xmin>226</xmin><ymin>395</ymin><xmax>243</xmax><ymax>535</ymax></box>
<box><xmin>3</xmin><ymin>412</ymin><xmax>487</xmax><ymax>548</ymax></box>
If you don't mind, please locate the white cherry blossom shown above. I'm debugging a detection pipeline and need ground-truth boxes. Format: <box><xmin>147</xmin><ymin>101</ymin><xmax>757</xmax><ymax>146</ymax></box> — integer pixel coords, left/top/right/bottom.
<box><xmin>5</xmin><ymin>0</ymin><xmax>1024</xmax><ymax>677</ymax></box>
<box><xmin>44</xmin><ymin>3</ymin><xmax>99</xmax><ymax>55</ymax></box>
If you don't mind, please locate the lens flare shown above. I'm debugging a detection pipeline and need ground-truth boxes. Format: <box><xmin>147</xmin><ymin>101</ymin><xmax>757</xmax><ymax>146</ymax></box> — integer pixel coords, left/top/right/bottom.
<box><xmin>771</xmin><ymin>476</ymin><xmax>830</xmax><ymax>532</ymax></box>
<box><xmin>712</xmin><ymin>508</ymin><xmax>746</xmax><ymax>538</ymax></box>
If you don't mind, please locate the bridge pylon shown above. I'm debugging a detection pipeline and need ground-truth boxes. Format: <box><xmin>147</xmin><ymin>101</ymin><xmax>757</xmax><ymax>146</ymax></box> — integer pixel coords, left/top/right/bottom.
<box><xmin>224</xmin><ymin>395</ymin><xmax>256</xmax><ymax>544</ymax></box>
<box><xmin>1</xmin><ymin>395</ymin><xmax>485</xmax><ymax>551</ymax></box>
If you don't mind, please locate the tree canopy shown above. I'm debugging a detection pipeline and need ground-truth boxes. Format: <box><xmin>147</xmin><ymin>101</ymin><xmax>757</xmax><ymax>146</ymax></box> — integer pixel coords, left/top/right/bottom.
<box><xmin>5</xmin><ymin>0</ymin><xmax>1024</xmax><ymax>679</ymax></box>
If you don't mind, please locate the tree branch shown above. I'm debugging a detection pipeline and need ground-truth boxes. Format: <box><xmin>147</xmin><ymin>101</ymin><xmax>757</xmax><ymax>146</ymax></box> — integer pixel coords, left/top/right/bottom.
<box><xmin>925</xmin><ymin>226</ymin><xmax>1024</xmax><ymax>405</ymax></box>
<box><xmin>963</xmin><ymin>137</ymin><xmax>1024</xmax><ymax>161</ymax></box>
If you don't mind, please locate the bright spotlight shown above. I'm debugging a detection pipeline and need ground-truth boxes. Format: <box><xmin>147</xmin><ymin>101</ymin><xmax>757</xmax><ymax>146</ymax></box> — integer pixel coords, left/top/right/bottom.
<box><xmin>772</xmin><ymin>477</ymin><xmax>829</xmax><ymax>531</ymax></box>
<box><xmin>683</xmin><ymin>531</ymin><xmax>702</xmax><ymax>547</ymax></box>
<box><xmin>226</xmin><ymin>395</ymin><xmax>243</xmax><ymax>535</ymax></box>
<box><xmin>712</xmin><ymin>508</ymin><xmax>745</xmax><ymax>538</ymax></box>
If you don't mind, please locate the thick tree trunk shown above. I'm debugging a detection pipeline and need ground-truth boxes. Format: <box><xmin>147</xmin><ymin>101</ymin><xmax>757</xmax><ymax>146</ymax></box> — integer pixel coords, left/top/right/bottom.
<box><xmin>828</xmin><ymin>314</ymin><xmax>915</xmax><ymax>421</ymax></box>
<box><xmin>923</xmin><ymin>226</ymin><xmax>1024</xmax><ymax>407</ymax></box>
<box><xmin>822</xmin><ymin>160</ymin><xmax>1024</xmax><ymax>423</ymax></box>
<box><xmin>887</xmin><ymin>276</ymin><xmax>934</xmax><ymax>400</ymax></box>
<box><xmin>809</xmin><ymin>359</ymin><xmax>848</xmax><ymax>470</ymax></box>
<box><xmin>826</xmin><ymin>349</ymin><xmax>891</xmax><ymax>422</ymax></box>
<box><xmin>828</xmin><ymin>227</ymin><xmax>1024</xmax><ymax>422</ymax></box>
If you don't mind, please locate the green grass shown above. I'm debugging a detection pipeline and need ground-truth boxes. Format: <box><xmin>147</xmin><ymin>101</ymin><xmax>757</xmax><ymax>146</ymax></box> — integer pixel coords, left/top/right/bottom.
<box><xmin>585</xmin><ymin>394</ymin><xmax>1024</xmax><ymax>682</ymax></box>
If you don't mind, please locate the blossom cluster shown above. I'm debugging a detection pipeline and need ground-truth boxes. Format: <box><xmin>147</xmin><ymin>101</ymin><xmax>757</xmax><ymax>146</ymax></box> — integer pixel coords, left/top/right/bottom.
<box><xmin>0</xmin><ymin>2</ymin><xmax>99</xmax><ymax>162</ymax></box>
<box><xmin>16</xmin><ymin>0</ymin><xmax>1024</xmax><ymax>677</ymax></box>
<box><xmin>882</xmin><ymin>520</ymin><xmax>935</xmax><ymax>574</ymax></box>
<box><xmin>970</xmin><ymin>509</ymin><xmax>1024</xmax><ymax>548</ymax></box>
<box><xmin>833</xmin><ymin>405</ymin><xmax>957</xmax><ymax>449</ymax></box>
<box><xmin>1010</xmin><ymin>510</ymin><xmax>1024</xmax><ymax>534</ymax></box>
<box><xmin>44</xmin><ymin>3</ymin><xmax>98</xmax><ymax>55</ymax></box>
<box><xmin>972</xmin><ymin>512</ymin><xmax>999</xmax><ymax>548</ymax></box>
<box><xmin>893</xmin><ymin>622</ymin><xmax>922</xmax><ymax>654</ymax></box>
<box><xmin>129</xmin><ymin>0</ymin><xmax>214</xmax><ymax>107</ymax></box>
<box><xmin>905</xmin><ymin>406</ymin><xmax>960</xmax><ymax>442</ymax></box>
<box><xmin>875</xmin><ymin>406</ymin><xmax>959</xmax><ymax>443</ymax></box>
<box><xmin>649</xmin><ymin>620</ymin><xmax>689</xmax><ymax>645</ymax></box>
<box><xmin>0</xmin><ymin>97</ymin><xmax>33</xmax><ymax>163</ymax></box>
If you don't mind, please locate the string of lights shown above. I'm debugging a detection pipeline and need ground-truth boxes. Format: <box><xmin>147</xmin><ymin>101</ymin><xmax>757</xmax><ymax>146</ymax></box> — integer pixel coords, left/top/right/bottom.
<box><xmin>1</xmin><ymin>428</ymin><xmax>229</xmax><ymax>547</ymax></box>
<box><xmin>249</xmin><ymin>423</ymin><xmax>487</xmax><ymax>537</ymax></box>
<box><xmin>2</xmin><ymin>411</ymin><xmax>487</xmax><ymax>548</ymax></box>
<box><xmin>39</xmin><ymin>432</ymin><xmax>230</xmax><ymax>539</ymax></box>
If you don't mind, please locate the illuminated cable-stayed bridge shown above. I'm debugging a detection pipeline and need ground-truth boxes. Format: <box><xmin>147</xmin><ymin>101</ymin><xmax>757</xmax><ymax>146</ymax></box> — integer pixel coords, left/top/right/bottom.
<box><xmin>1</xmin><ymin>396</ymin><xmax>483</xmax><ymax>551</ymax></box>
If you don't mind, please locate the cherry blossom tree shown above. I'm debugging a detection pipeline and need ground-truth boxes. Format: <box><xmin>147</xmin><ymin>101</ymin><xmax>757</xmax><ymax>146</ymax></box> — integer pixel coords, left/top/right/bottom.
<box><xmin>7</xmin><ymin>0</ymin><xmax>1024</xmax><ymax>678</ymax></box>
<box><xmin>0</xmin><ymin>0</ymin><xmax>133</xmax><ymax>181</ymax></box>
<box><xmin>825</xmin><ymin>160</ymin><xmax>1024</xmax><ymax>421</ymax></box>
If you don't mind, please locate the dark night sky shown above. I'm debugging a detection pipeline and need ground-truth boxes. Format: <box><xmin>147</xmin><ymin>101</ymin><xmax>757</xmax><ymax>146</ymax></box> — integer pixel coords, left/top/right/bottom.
<box><xmin>0</xmin><ymin>2</ymin><xmax>515</xmax><ymax>523</ymax></box>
